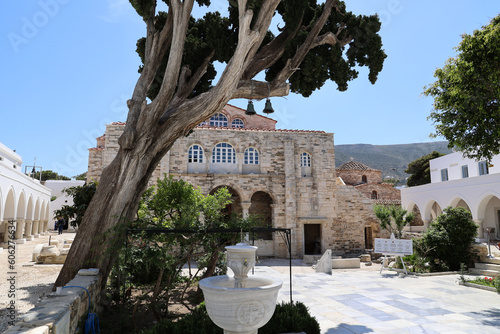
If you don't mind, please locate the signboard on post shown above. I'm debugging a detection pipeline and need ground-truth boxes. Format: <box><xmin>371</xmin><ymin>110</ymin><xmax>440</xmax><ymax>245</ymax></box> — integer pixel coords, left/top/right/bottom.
<box><xmin>375</xmin><ymin>233</ymin><xmax>413</xmax><ymax>274</ymax></box>
<box><xmin>374</xmin><ymin>234</ymin><xmax>413</xmax><ymax>256</ymax></box>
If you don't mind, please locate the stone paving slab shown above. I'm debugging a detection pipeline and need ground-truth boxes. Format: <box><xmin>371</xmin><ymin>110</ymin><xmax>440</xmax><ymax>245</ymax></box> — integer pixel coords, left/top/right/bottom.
<box><xmin>254</xmin><ymin>263</ymin><xmax>500</xmax><ymax>334</ymax></box>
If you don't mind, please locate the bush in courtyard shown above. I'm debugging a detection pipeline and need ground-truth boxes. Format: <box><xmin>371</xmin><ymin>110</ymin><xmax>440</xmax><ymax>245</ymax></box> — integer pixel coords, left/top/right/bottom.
<box><xmin>260</xmin><ymin>301</ymin><xmax>320</xmax><ymax>334</ymax></box>
<box><xmin>416</xmin><ymin>207</ymin><xmax>477</xmax><ymax>271</ymax></box>
<box><xmin>140</xmin><ymin>303</ymin><xmax>221</xmax><ymax>334</ymax></box>
<box><xmin>142</xmin><ymin>301</ymin><xmax>320</xmax><ymax>334</ymax></box>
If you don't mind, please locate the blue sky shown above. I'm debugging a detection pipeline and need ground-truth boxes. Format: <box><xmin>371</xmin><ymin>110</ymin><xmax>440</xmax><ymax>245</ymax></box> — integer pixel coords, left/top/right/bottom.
<box><xmin>1</xmin><ymin>1</ymin><xmax>499</xmax><ymax>177</ymax></box>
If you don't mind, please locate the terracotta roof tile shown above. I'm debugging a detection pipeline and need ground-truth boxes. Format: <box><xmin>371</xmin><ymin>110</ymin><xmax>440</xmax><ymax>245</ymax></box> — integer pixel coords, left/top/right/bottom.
<box><xmin>337</xmin><ymin>160</ymin><xmax>378</xmax><ymax>171</ymax></box>
<box><xmin>195</xmin><ymin>125</ymin><xmax>325</xmax><ymax>133</ymax></box>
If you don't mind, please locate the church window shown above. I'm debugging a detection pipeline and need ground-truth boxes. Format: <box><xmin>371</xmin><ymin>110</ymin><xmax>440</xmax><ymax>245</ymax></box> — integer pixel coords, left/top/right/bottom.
<box><xmin>212</xmin><ymin>143</ymin><xmax>236</xmax><ymax>163</ymax></box>
<box><xmin>231</xmin><ymin>118</ymin><xmax>244</xmax><ymax>128</ymax></box>
<box><xmin>362</xmin><ymin>175</ymin><xmax>367</xmax><ymax>183</ymax></box>
<box><xmin>244</xmin><ymin>148</ymin><xmax>259</xmax><ymax>164</ymax></box>
<box><xmin>188</xmin><ymin>145</ymin><xmax>204</xmax><ymax>163</ymax></box>
<box><xmin>371</xmin><ymin>191</ymin><xmax>378</xmax><ymax>199</ymax></box>
<box><xmin>300</xmin><ymin>152</ymin><xmax>311</xmax><ymax>167</ymax></box>
<box><xmin>209</xmin><ymin>113</ymin><xmax>228</xmax><ymax>127</ymax></box>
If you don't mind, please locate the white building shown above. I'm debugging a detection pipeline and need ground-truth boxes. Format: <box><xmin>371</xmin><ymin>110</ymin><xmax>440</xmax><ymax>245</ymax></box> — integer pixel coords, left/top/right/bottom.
<box><xmin>401</xmin><ymin>151</ymin><xmax>500</xmax><ymax>241</ymax></box>
<box><xmin>45</xmin><ymin>180</ymin><xmax>85</xmax><ymax>228</ymax></box>
<box><xmin>0</xmin><ymin>142</ymin><xmax>52</xmax><ymax>246</ymax></box>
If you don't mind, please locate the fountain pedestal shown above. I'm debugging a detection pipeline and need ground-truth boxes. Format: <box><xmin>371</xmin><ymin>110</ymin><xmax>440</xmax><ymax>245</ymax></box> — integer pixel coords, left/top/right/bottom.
<box><xmin>199</xmin><ymin>243</ymin><xmax>282</xmax><ymax>334</ymax></box>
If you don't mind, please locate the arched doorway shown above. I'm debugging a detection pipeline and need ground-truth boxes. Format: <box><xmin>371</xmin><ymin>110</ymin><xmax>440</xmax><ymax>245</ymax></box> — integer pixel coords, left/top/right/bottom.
<box><xmin>249</xmin><ymin>191</ymin><xmax>273</xmax><ymax>240</ymax></box>
<box><xmin>478</xmin><ymin>195</ymin><xmax>500</xmax><ymax>240</ymax></box>
<box><xmin>410</xmin><ymin>204</ymin><xmax>424</xmax><ymax>227</ymax></box>
<box><xmin>210</xmin><ymin>186</ymin><xmax>242</xmax><ymax>220</ymax></box>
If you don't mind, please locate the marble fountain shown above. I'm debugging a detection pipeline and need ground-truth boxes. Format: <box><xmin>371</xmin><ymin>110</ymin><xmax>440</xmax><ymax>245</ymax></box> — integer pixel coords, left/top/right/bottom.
<box><xmin>199</xmin><ymin>243</ymin><xmax>283</xmax><ymax>334</ymax></box>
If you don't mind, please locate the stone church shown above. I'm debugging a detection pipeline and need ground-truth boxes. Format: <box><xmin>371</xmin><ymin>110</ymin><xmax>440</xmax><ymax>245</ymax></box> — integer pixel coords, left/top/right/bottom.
<box><xmin>87</xmin><ymin>104</ymin><xmax>381</xmax><ymax>258</ymax></box>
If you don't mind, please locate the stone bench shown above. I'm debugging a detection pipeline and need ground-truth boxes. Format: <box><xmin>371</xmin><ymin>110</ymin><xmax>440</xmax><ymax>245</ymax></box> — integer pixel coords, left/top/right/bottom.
<box><xmin>331</xmin><ymin>258</ymin><xmax>360</xmax><ymax>269</ymax></box>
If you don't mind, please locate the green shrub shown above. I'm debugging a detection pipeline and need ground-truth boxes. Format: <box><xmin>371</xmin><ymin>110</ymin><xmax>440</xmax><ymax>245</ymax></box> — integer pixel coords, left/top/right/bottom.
<box><xmin>143</xmin><ymin>301</ymin><xmax>320</xmax><ymax>334</ymax></box>
<box><xmin>417</xmin><ymin>207</ymin><xmax>477</xmax><ymax>271</ymax></box>
<box><xmin>140</xmin><ymin>303</ymin><xmax>221</xmax><ymax>334</ymax></box>
<box><xmin>260</xmin><ymin>301</ymin><xmax>320</xmax><ymax>334</ymax></box>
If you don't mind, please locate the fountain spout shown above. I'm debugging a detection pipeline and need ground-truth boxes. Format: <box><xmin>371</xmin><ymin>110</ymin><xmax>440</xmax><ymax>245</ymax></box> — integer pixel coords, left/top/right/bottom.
<box><xmin>226</xmin><ymin>243</ymin><xmax>258</xmax><ymax>288</ymax></box>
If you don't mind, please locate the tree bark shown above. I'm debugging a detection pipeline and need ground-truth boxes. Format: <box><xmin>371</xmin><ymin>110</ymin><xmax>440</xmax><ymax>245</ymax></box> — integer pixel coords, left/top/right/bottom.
<box><xmin>54</xmin><ymin>0</ymin><xmax>349</xmax><ymax>299</ymax></box>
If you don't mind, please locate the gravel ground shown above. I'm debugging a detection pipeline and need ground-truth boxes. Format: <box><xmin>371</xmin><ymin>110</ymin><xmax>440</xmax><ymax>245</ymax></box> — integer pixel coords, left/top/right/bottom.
<box><xmin>0</xmin><ymin>229</ymin><xmax>76</xmax><ymax>333</ymax></box>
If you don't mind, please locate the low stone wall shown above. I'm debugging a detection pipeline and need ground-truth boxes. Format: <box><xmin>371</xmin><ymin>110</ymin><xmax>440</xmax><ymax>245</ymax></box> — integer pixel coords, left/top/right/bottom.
<box><xmin>5</xmin><ymin>269</ymin><xmax>100</xmax><ymax>334</ymax></box>
<box><xmin>331</xmin><ymin>258</ymin><xmax>360</xmax><ymax>269</ymax></box>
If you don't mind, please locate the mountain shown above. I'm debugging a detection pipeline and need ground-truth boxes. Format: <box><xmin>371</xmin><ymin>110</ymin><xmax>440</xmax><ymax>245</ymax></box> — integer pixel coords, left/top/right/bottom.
<box><xmin>335</xmin><ymin>141</ymin><xmax>453</xmax><ymax>185</ymax></box>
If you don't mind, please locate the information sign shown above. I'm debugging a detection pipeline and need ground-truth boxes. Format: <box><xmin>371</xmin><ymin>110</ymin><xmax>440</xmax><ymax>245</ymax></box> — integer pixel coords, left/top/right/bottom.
<box><xmin>374</xmin><ymin>234</ymin><xmax>413</xmax><ymax>256</ymax></box>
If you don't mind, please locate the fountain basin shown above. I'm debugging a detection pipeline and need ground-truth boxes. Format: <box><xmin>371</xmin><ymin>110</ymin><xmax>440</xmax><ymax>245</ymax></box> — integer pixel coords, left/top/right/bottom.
<box><xmin>199</xmin><ymin>275</ymin><xmax>282</xmax><ymax>334</ymax></box>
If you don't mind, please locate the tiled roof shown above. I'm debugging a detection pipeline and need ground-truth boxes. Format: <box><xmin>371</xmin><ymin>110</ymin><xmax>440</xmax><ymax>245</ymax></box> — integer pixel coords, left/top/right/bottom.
<box><xmin>110</xmin><ymin>121</ymin><xmax>126</xmax><ymax>125</ymax></box>
<box><xmin>337</xmin><ymin>160</ymin><xmax>378</xmax><ymax>171</ymax></box>
<box><xmin>372</xmin><ymin>199</ymin><xmax>402</xmax><ymax>206</ymax></box>
<box><xmin>195</xmin><ymin>125</ymin><xmax>326</xmax><ymax>133</ymax></box>
<box><xmin>88</xmin><ymin>147</ymin><xmax>104</xmax><ymax>151</ymax></box>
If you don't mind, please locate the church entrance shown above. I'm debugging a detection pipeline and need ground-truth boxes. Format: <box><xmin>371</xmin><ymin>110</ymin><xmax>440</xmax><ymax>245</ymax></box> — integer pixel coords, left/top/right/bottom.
<box><xmin>364</xmin><ymin>226</ymin><xmax>373</xmax><ymax>249</ymax></box>
<box><xmin>304</xmin><ymin>224</ymin><xmax>321</xmax><ymax>255</ymax></box>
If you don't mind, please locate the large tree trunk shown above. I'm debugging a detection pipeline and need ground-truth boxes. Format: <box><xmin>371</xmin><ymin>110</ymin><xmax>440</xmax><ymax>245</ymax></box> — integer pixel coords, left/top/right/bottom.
<box><xmin>54</xmin><ymin>0</ymin><xmax>350</xmax><ymax>298</ymax></box>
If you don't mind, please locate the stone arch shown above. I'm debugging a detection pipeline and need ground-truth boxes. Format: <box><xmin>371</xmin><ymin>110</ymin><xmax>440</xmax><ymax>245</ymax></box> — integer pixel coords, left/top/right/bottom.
<box><xmin>448</xmin><ymin>196</ymin><xmax>472</xmax><ymax>213</ymax></box>
<box><xmin>34</xmin><ymin>199</ymin><xmax>41</xmax><ymax>221</ymax></box>
<box><xmin>249</xmin><ymin>191</ymin><xmax>274</xmax><ymax>240</ymax></box>
<box><xmin>17</xmin><ymin>191</ymin><xmax>26</xmax><ymax>219</ymax></box>
<box><xmin>406</xmin><ymin>201</ymin><xmax>424</xmax><ymax>227</ymax></box>
<box><xmin>210</xmin><ymin>185</ymin><xmax>242</xmax><ymax>218</ymax></box>
<box><xmin>40</xmin><ymin>200</ymin><xmax>47</xmax><ymax>222</ymax></box>
<box><xmin>0</xmin><ymin>188</ymin><xmax>3</xmax><ymax>221</ymax></box>
<box><xmin>424</xmin><ymin>199</ymin><xmax>443</xmax><ymax>222</ymax></box>
<box><xmin>44</xmin><ymin>202</ymin><xmax>50</xmax><ymax>221</ymax></box>
<box><xmin>4</xmin><ymin>187</ymin><xmax>16</xmax><ymax>219</ymax></box>
<box><xmin>476</xmin><ymin>193</ymin><xmax>500</xmax><ymax>238</ymax></box>
<box><xmin>26</xmin><ymin>196</ymin><xmax>34</xmax><ymax>220</ymax></box>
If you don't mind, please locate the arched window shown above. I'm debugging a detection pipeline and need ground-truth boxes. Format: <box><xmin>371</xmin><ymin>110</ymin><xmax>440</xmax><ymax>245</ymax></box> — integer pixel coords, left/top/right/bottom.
<box><xmin>188</xmin><ymin>145</ymin><xmax>204</xmax><ymax>163</ymax></box>
<box><xmin>300</xmin><ymin>152</ymin><xmax>311</xmax><ymax>167</ymax></box>
<box><xmin>212</xmin><ymin>143</ymin><xmax>236</xmax><ymax>164</ymax></box>
<box><xmin>209</xmin><ymin>113</ymin><xmax>228</xmax><ymax>127</ymax></box>
<box><xmin>231</xmin><ymin>118</ymin><xmax>244</xmax><ymax>128</ymax></box>
<box><xmin>362</xmin><ymin>175</ymin><xmax>367</xmax><ymax>183</ymax></box>
<box><xmin>244</xmin><ymin>148</ymin><xmax>259</xmax><ymax>164</ymax></box>
<box><xmin>371</xmin><ymin>191</ymin><xmax>378</xmax><ymax>200</ymax></box>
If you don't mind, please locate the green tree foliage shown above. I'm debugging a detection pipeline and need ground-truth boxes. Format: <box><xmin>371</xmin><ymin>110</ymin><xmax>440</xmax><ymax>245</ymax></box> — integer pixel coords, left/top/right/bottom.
<box><xmin>405</xmin><ymin>151</ymin><xmax>445</xmax><ymax>187</ymax></box>
<box><xmin>56</xmin><ymin>0</ymin><xmax>387</xmax><ymax>293</ymax></box>
<box><xmin>373</xmin><ymin>204</ymin><xmax>414</xmax><ymax>239</ymax></box>
<box><xmin>416</xmin><ymin>207</ymin><xmax>477</xmax><ymax>271</ymax></box>
<box><xmin>31</xmin><ymin>170</ymin><xmax>70</xmax><ymax>181</ymax></box>
<box><xmin>134</xmin><ymin>0</ymin><xmax>386</xmax><ymax>100</ymax></box>
<box><xmin>54</xmin><ymin>182</ymin><xmax>97</xmax><ymax>227</ymax></box>
<box><xmin>424</xmin><ymin>15</ymin><xmax>500</xmax><ymax>161</ymax></box>
<box><xmin>74</xmin><ymin>172</ymin><xmax>87</xmax><ymax>180</ymax></box>
<box><xmin>113</xmin><ymin>177</ymin><xmax>255</xmax><ymax>322</ymax></box>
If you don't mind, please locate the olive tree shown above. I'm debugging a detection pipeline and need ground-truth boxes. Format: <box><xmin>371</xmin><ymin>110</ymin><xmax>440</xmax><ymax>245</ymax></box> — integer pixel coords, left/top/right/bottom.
<box><xmin>55</xmin><ymin>0</ymin><xmax>386</xmax><ymax>293</ymax></box>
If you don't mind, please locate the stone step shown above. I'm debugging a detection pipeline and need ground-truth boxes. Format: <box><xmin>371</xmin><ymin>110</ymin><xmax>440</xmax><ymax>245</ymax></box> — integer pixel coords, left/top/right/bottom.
<box><xmin>483</xmin><ymin>257</ymin><xmax>500</xmax><ymax>265</ymax></box>
<box><xmin>469</xmin><ymin>268</ymin><xmax>500</xmax><ymax>277</ymax></box>
<box><xmin>474</xmin><ymin>262</ymin><xmax>500</xmax><ymax>271</ymax></box>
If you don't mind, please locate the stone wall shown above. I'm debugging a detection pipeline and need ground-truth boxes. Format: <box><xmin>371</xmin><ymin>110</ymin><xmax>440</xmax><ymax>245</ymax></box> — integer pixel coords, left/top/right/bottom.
<box><xmin>355</xmin><ymin>183</ymin><xmax>401</xmax><ymax>201</ymax></box>
<box><xmin>337</xmin><ymin>169</ymin><xmax>382</xmax><ymax>186</ymax></box>
<box><xmin>5</xmin><ymin>269</ymin><xmax>100</xmax><ymax>334</ymax></box>
<box><xmin>330</xmin><ymin>185</ymin><xmax>382</xmax><ymax>254</ymax></box>
<box><xmin>86</xmin><ymin>106</ymin><xmax>379</xmax><ymax>257</ymax></box>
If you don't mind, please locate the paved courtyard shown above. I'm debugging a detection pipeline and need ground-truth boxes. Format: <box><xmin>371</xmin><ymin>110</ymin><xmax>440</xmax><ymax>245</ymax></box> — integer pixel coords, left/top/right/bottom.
<box><xmin>255</xmin><ymin>259</ymin><xmax>500</xmax><ymax>334</ymax></box>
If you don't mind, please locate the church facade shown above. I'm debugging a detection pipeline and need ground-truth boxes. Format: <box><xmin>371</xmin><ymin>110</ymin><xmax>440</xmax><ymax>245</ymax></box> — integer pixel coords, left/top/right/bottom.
<box><xmin>88</xmin><ymin>104</ymin><xmax>380</xmax><ymax>257</ymax></box>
